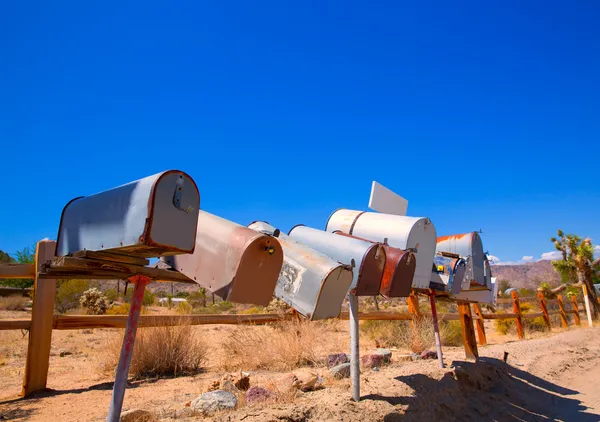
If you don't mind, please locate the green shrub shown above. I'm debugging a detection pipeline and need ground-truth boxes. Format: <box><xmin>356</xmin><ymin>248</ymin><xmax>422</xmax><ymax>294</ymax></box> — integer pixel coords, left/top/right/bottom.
<box><xmin>124</xmin><ymin>289</ymin><xmax>156</xmax><ymax>306</ymax></box>
<box><xmin>104</xmin><ymin>288</ymin><xmax>118</xmax><ymax>302</ymax></box>
<box><xmin>79</xmin><ymin>288</ymin><xmax>108</xmax><ymax>315</ymax></box>
<box><xmin>187</xmin><ymin>290</ymin><xmax>207</xmax><ymax>308</ymax></box>
<box><xmin>175</xmin><ymin>291</ymin><xmax>190</xmax><ymax>298</ymax></box>
<box><xmin>176</xmin><ymin>301</ymin><xmax>193</xmax><ymax>314</ymax></box>
<box><xmin>55</xmin><ymin>279</ymin><xmax>90</xmax><ymax>314</ymax></box>
<box><xmin>440</xmin><ymin>320</ymin><xmax>463</xmax><ymax>346</ymax></box>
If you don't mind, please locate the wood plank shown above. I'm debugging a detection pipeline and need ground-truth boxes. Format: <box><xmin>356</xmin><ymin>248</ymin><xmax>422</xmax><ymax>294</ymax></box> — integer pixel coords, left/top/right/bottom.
<box><xmin>458</xmin><ymin>302</ymin><xmax>478</xmax><ymax>361</ymax></box>
<box><xmin>481</xmin><ymin>313</ymin><xmax>518</xmax><ymax>320</ymax></box>
<box><xmin>570</xmin><ymin>296</ymin><xmax>581</xmax><ymax>326</ymax></box>
<box><xmin>0</xmin><ymin>319</ymin><xmax>31</xmax><ymax>330</ymax></box>
<box><xmin>557</xmin><ymin>295</ymin><xmax>569</xmax><ymax>328</ymax></box>
<box><xmin>472</xmin><ymin>303</ymin><xmax>487</xmax><ymax>346</ymax></box>
<box><xmin>22</xmin><ymin>240</ymin><xmax>57</xmax><ymax>398</ymax></box>
<box><xmin>72</xmin><ymin>250</ymin><xmax>150</xmax><ymax>266</ymax></box>
<box><xmin>521</xmin><ymin>312</ymin><xmax>544</xmax><ymax>319</ymax></box>
<box><xmin>511</xmin><ymin>291</ymin><xmax>525</xmax><ymax>340</ymax></box>
<box><xmin>0</xmin><ymin>264</ymin><xmax>35</xmax><ymax>279</ymax></box>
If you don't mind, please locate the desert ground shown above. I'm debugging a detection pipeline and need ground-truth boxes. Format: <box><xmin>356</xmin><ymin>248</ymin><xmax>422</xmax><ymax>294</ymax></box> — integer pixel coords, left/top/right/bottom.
<box><xmin>1</xmin><ymin>305</ymin><xmax>599</xmax><ymax>422</ymax></box>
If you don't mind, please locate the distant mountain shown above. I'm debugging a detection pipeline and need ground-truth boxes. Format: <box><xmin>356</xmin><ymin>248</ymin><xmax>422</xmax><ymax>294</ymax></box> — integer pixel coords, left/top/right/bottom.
<box><xmin>491</xmin><ymin>260</ymin><xmax>561</xmax><ymax>290</ymax></box>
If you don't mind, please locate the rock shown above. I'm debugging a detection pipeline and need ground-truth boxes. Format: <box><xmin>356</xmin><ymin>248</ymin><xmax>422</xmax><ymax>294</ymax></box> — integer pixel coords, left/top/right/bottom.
<box><xmin>174</xmin><ymin>408</ymin><xmax>197</xmax><ymax>419</ymax></box>
<box><xmin>120</xmin><ymin>409</ymin><xmax>156</xmax><ymax>422</ymax></box>
<box><xmin>373</xmin><ymin>348</ymin><xmax>392</xmax><ymax>363</ymax></box>
<box><xmin>372</xmin><ymin>367</ymin><xmax>380</xmax><ymax>372</ymax></box>
<box><xmin>361</xmin><ymin>354</ymin><xmax>385</xmax><ymax>368</ymax></box>
<box><xmin>278</xmin><ymin>373</ymin><xmax>300</xmax><ymax>390</ymax></box>
<box><xmin>326</xmin><ymin>353</ymin><xmax>349</xmax><ymax>368</ymax></box>
<box><xmin>293</xmin><ymin>371</ymin><xmax>318</xmax><ymax>392</ymax></box>
<box><xmin>207</xmin><ymin>380</ymin><xmax>220</xmax><ymax>392</ymax></box>
<box><xmin>59</xmin><ymin>350</ymin><xmax>72</xmax><ymax>357</ymax></box>
<box><xmin>329</xmin><ymin>363</ymin><xmax>351</xmax><ymax>379</ymax></box>
<box><xmin>421</xmin><ymin>350</ymin><xmax>437</xmax><ymax>360</ymax></box>
<box><xmin>234</xmin><ymin>373</ymin><xmax>250</xmax><ymax>391</ymax></box>
<box><xmin>246</xmin><ymin>387</ymin><xmax>275</xmax><ymax>404</ymax></box>
<box><xmin>190</xmin><ymin>390</ymin><xmax>237</xmax><ymax>415</ymax></box>
<box><xmin>410</xmin><ymin>353</ymin><xmax>421</xmax><ymax>361</ymax></box>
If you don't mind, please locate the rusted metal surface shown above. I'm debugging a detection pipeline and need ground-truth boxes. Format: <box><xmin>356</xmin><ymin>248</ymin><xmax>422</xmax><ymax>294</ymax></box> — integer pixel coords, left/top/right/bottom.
<box><xmin>326</xmin><ymin>209</ymin><xmax>437</xmax><ymax>290</ymax></box>
<box><xmin>288</xmin><ymin>225</ymin><xmax>385</xmax><ymax>296</ymax></box>
<box><xmin>436</xmin><ymin>232</ymin><xmax>486</xmax><ymax>288</ymax></box>
<box><xmin>333</xmin><ymin>231</ymin><xmax>415</xmax><ymax>298</ymax></box>
<box><xmin>247</xmin><ymin>221</ymin><xmax>353</xmax><ymax>320</ymax></box>
<box><xmin>57</xmin><ymin>170</ymin><xmax>200</xmax><ymax>258</ymax></box>
<box><xmin>164</xmin><ymin>211</ymin><xmax>282</xmax><ymax>306</ymax></box>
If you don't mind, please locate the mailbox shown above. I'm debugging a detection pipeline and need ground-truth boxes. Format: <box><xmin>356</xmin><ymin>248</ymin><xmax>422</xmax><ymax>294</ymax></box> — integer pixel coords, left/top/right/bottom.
<box><xmin>332</xmin><ymin>231</ymin><xmax>415</xmax><ymax>298</ymax></box>
<box><xmin>288</xmin><ymin>225</ymin><xmax>385</xmax><ymax>296</ymax></box>
<box><xmin>57</xmin><ymin>170</ymin><xmax>200</xmax><ymax>258</ymax></box>
<box><xmin>163</xmin><ymin>211</ymin><xmax>283</xmax><ymax>306</ymax></box>
<box><xmin>248</xmin><ymin>221</ymin><xmax>353</xmax><ymax>320</ymax></box>
<box><xmin>326</xmin><ymin>209</ymin><xmax>437</xmax><ymax>290</ymax></box>
<box><xmin>436</xmin><ymin>233</ymin><xmax>487</xmax><ymax>288</ymax></box>
<box><xmin>431</xmin><ymin>254</ymin><xmax>467</xmax><ymax>295</ymax></box>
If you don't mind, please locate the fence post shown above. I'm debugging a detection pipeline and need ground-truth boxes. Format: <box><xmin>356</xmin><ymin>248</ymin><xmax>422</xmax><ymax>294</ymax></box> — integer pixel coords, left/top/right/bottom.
<box><xmin>582</xmin><ymin>284</ymin><xmax>594</xmax><ymax>328</ymax></box>
<box><xmin>570</xmin><ymin>296</ymin><xmax>581</xmax><ymax>326</ymax></box>
<box><xmin>537</xmin><ymin>291</ymin><xmax>552</xmax><ymax>330</ymax></box>
<box><xmin>511</xmin><ymin>291</ymin><xmax>524</xmax><ymax>340</ymax></box>
<box><xmin>471</xmin><ymin>303</ymin><xmax>487</xmax><ymax>346</ymax></box>
<box><xmin>22</xmin><ymin>240</ymin><xmax>57</xmax><ymax>398</ymax></box>
<box><xmin>457</xmin><ymin>302</ymin><xmax>478</xmax><ymax>361</ymax></box>
<box><xmin>407</xmin><ymin>292</ymin><xmax>421</xmax><ymax>324</ymax></box>
<box><xmin>556</xmin><ymin>295</ymin><xmax>569</xmax><ymax>328</ymax></box>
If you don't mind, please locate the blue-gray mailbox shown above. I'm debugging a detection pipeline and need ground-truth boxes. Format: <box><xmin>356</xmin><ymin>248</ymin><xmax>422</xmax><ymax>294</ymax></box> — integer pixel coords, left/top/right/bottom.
<box><xmin>56</xmin><ymin>170</ymin><xmax>200</xmax><ymax>258</ymax></box>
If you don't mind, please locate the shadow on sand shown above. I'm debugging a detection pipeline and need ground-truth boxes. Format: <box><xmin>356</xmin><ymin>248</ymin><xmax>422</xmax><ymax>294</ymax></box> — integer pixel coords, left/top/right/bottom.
<box><xmin>363</xmin><ymin>357</ymin><xmax>599</xmax><ymax>421</ymax></box>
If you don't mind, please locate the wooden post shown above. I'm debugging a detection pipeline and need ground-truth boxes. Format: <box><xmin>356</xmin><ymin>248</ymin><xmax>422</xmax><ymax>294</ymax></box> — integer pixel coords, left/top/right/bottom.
<box><xmin>471</xmin><ymin>303</ymin><xmax>487</xmax><ymax>346</ymax></box>
<box><xmin>407</xmin><ymin>292</ymin><xmax>421</xmax><ymax>325</ymax></box>
<box><xmin>570</xmin><ymin>296</ymin><xmax>581</xmax><ymax>326</ymax></box>
<box><xmin>22</xmin><ymin>240</ymin><xmax>57</xmax><ymax>397</ymax></box>
<box><xmin>457</xmin><ymin>302</ymin><xmax>478</xmax><ymax>361</ymax></box>
<box><xmin>556</xmin><ymin>295</ymin><xmax>569</xmax><ymax>328</ymax></box>
<box><xmin>582</xmin><ymin>284</ymin><xmax>594</xmax><ymax>328</ymax></box>
<box><xmin>511</xmin><ymin>291</ymin><xmax>524</xmax><ymax>340</ymax></box>
<box><xmin>537</xmin><ymin>291</ymin><xmax>552</xmax><ymax>330</ymax></box>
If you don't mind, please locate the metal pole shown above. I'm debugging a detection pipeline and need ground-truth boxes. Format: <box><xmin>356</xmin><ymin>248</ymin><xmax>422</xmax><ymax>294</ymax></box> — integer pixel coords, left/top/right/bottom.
<box><xmin>349</xmin><ymin>293</ymin><xmax>360</xmax><ymax>402</ymax></box>
<box><xmin>107</xmin><ymin>275</ymin><xmax>151</xmax><ymax>422</ymax></box>
<box><xmin>428</xmin><ymin>290</ymin><xmax>444</xmax><ymax>369</ymax></box>
<box><xmin>582</xmin><ymin>284</ymin><xmax>593</xmax><ymax>328</ymax></box>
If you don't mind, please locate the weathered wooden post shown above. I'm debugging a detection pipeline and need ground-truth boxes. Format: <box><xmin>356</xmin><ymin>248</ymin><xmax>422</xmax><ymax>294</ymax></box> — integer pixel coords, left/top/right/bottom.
<box><xmin>21</xmin><ymin>240</ymin><xmax>57</xmax><ymax>398</ymax></box>
<box><xmin>407</xmin><ymin>292</ymin><xmax>421</xmax><ymax>325</ymax></box>
<box><xmin>107</xmin><ymin>275</ymin><xmax>151</xmax><ymax>422</ymax></box>
<box><xmin>471</xmin><ymin>303</ymin><xmax>487</xmax><ymax>346</ymax></box>
<box><xmin>511</xmin><ymin>291</ymin><xmax>524</xmax><ymax>340</ymax></box>
<box><xmin>537</xmin><ymin>291</ymin><xmax>552</xmax><ymax>330</ymax></box>
<box><xmin>556</xmin><ymin>294</ymin><xmax>569</xmax><ymax>328</ymax></box>
<box><xmin>457</xmin><ymin>302</ymin><xmax>478</xmax><ymax>361</ymax></box>
<box><xmin>570</xmin><ymin>296</ymin><xmax>581</xmax><ymax>326</ymax></box>
<box><xmin>582</xmin><ymin>284</ymin><xmax>594</xmax><ymax>328</ymax></box>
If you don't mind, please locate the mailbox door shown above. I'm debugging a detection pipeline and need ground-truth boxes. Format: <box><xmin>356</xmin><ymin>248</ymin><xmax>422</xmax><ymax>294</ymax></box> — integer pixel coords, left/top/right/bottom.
<box><xmin>57</xmin><ymin>170</ymin><xmax>200</xmax><ymax>258</ymax></box>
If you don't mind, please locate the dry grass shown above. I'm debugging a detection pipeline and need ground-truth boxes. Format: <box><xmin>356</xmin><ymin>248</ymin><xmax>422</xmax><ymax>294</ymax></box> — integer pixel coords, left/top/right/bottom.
<box><xmin>220</xmin><ymin>318</ymin><xmax>341</xmax><ymax>371</ymax></box>
<box><xmin>361</xmin><ymin>317</ymin><xmax>463</xmax><ymax>353</ymax></box>
<box><xmin>100</xmin><ymin>320</ymin><xmax>208</xmax><ymax>379</ymax></box>
<box><xmin>0</xmin><ymin>295</ymin><xmax>29</xmax><ymax>311</ymax></box>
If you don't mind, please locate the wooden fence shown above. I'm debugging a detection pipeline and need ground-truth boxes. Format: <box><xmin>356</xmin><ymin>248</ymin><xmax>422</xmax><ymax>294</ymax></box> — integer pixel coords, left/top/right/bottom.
<box><xmin>0</xmin><ymin>240</ymin><xmax>591</xmax><ymax>398</ymax></box>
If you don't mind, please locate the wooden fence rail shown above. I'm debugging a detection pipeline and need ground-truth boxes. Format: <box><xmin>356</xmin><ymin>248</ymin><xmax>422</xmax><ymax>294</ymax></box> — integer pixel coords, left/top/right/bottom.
<box><xmin>0</xmin><ymin>240</ymin><xmax>592</xmax><ymax>398</ymax></box>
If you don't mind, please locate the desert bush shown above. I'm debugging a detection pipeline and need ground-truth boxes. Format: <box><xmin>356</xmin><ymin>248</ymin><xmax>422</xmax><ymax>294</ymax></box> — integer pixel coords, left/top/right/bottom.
<box><xmin>176</xmin><ymin>301</ymin><xmax>193</xmax><ymax>314</ymax></box>
<box><xmin>104</xmin><ymin>288</ymin><xmax>118</xmax><ymax>302</ymax></box>
<box><xmin>101</xmin><ymin>321</ymin><xmax>207</xmax><ymax>378</ymax></box>
<box><xmin>0</xmin><ymin>295</ymin><xmax>29</xmax><ymax>311</ymax></box>
<box><xmin>80</xmin><ymin>288</ymin><xmax>108</xmax><ymax>315</ymax></box>
<box><xmin>241</xmin><ymin>306</ymin><xmax>267</xmax><ymax>315</ymax></box>
<box><xmin>106</xmin><ymin>303</ymin><xmax>130</xmax><ymax>315</ymax></box>
<box><xmin>494</xmin><ymin>303</ymin><xmax>550</xmax><ymax>335</ymax></box>
<box><xmin>55</xmin><ymin>279</ymin><xmax>90</xmax><ymax>314</ymax></box>
<box><xmin>221</xmin><ymin>318</ymin><xmax>331</xmax><ymax>371</ymax></box>
<box><xmin>187</xmin><ymin>290</ymin><xmax>207</xmax><ymax>308</ymax></box>
<box><xmin>440</xmin><ymin>320</ymin><xmax>463</xmax><ymax>346</ymax></box>
<box><xmin>124</xmin><ymin>289</ymin><xmax>156</xmax><ymax>306</ymax></box>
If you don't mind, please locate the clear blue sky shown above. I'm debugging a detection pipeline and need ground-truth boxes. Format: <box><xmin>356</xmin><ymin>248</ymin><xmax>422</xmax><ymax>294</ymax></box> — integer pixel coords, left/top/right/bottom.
<box><xmin>1</xmin><ymin>1</ymin><xmax>599</xmax><ymax>264</ymax></box>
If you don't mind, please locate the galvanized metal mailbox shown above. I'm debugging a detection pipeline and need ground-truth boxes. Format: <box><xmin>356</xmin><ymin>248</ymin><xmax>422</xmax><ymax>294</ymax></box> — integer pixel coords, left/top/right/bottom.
<box><xmin>326</xmin><ymin>209</ymin><xmax>437</xmax><ymax>290</ymax></box>
<box><xmin>288</xmin><ymin>225</ymin><xmax>385</xmax><ymax>296</ymax></box>
<box><xmin>332</xmin><ymin>231</ymin><xmax>415</xmax><ymax>298</ymax></box>
<box><xmin>431</xmin><ymin>254</ymin><xmax>467</xmax><ymax>295</ymax></box>
<box><xmin>248</xmin><ymin>221</ymin><xmax>353</xmax><ymax>320</ymax></box>
<box><xmin>57</xmin><ymin>170</ymin><xmax>200</xmax><ymax>258</ymax></box>
<box><xmin>163</xmin><ymin>211</ymin><xmax>283</xmax><ymax>306</ymax></box>
<box><xmin>436</xmin><ymin>232</ymin><xmax>486</xmax><ymax>289</ymax></box>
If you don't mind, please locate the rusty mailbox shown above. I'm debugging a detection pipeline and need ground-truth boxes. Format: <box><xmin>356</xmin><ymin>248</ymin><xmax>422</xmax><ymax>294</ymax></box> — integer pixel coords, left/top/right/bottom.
<box><xmin>332</xmin><ymin>231</ymin><xmax>415</xmax><ymax>298</ymax></box>
<box><xmin>326</xmin><ymin>209</ymin><xmax>437</xmax><ymax>290</ymax></box>
<box><xmin>436</xmin><ymin>232</ymin><xmax>487</xmax><ymax>289</ymax></box>
<box><xmin>288</xmin><ymin>225</ymin><xmax>385</xmax><ymax>296</ymax></box>
<box><xmin>247</xmin><ymin>221</ymin><xmax>353</xmax><ymax>320</ymax></box>
<box><xmin>163</xmin><ymin>211</ymin><xmax>283</xmax><ymax>306</ymax></box>
<box><xmin>57</xmin><ymin>170</ymin><xmax>200</xmax><ymax>258</ymax></box>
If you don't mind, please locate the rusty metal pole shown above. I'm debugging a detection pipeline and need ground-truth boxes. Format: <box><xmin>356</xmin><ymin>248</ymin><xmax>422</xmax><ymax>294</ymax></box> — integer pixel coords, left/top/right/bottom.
<box><xmin>428</xmin><ymin>290</ymin><xmax>444</xmax><ymax>369</ymax></box>
<box><xmin>348</xmin><ymin>292</ymin><xmax>360</xmax><ymax>402</ymax></box>
<box><xmin>107</xmin><ymin>275</ymin><xmax>151</xmax><ymax>422</ymax></box>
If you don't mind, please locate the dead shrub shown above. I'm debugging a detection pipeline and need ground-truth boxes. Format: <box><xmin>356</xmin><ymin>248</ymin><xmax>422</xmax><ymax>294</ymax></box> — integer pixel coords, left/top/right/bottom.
<box><xmin>0</xmin><ymin>295</ymin><xmax>29</xmax><ymax>311</ymax></box>
<box><xmin>100</xmin><ymin>321</ymin><xmax>207</xmax><ymax>379</ymax></box>
<box><xmin>220</xmin><ymin>318</ymin><xmax>335</xmax><ymax>371</ymax></box>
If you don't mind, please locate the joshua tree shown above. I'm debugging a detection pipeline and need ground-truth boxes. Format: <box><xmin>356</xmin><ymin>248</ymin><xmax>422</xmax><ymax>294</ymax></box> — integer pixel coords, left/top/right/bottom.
<box><xmin>550</xmin><ymin>230</ymin><xmax>600</xmax><ymax>318</ymax></box>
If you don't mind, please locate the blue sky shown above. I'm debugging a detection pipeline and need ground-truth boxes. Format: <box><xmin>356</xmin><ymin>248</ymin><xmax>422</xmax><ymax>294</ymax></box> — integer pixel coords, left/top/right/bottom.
<box><xmin>1</xmin><ymin>1</ymin><xmax>599</xmax><ymax>264</ymax></box>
